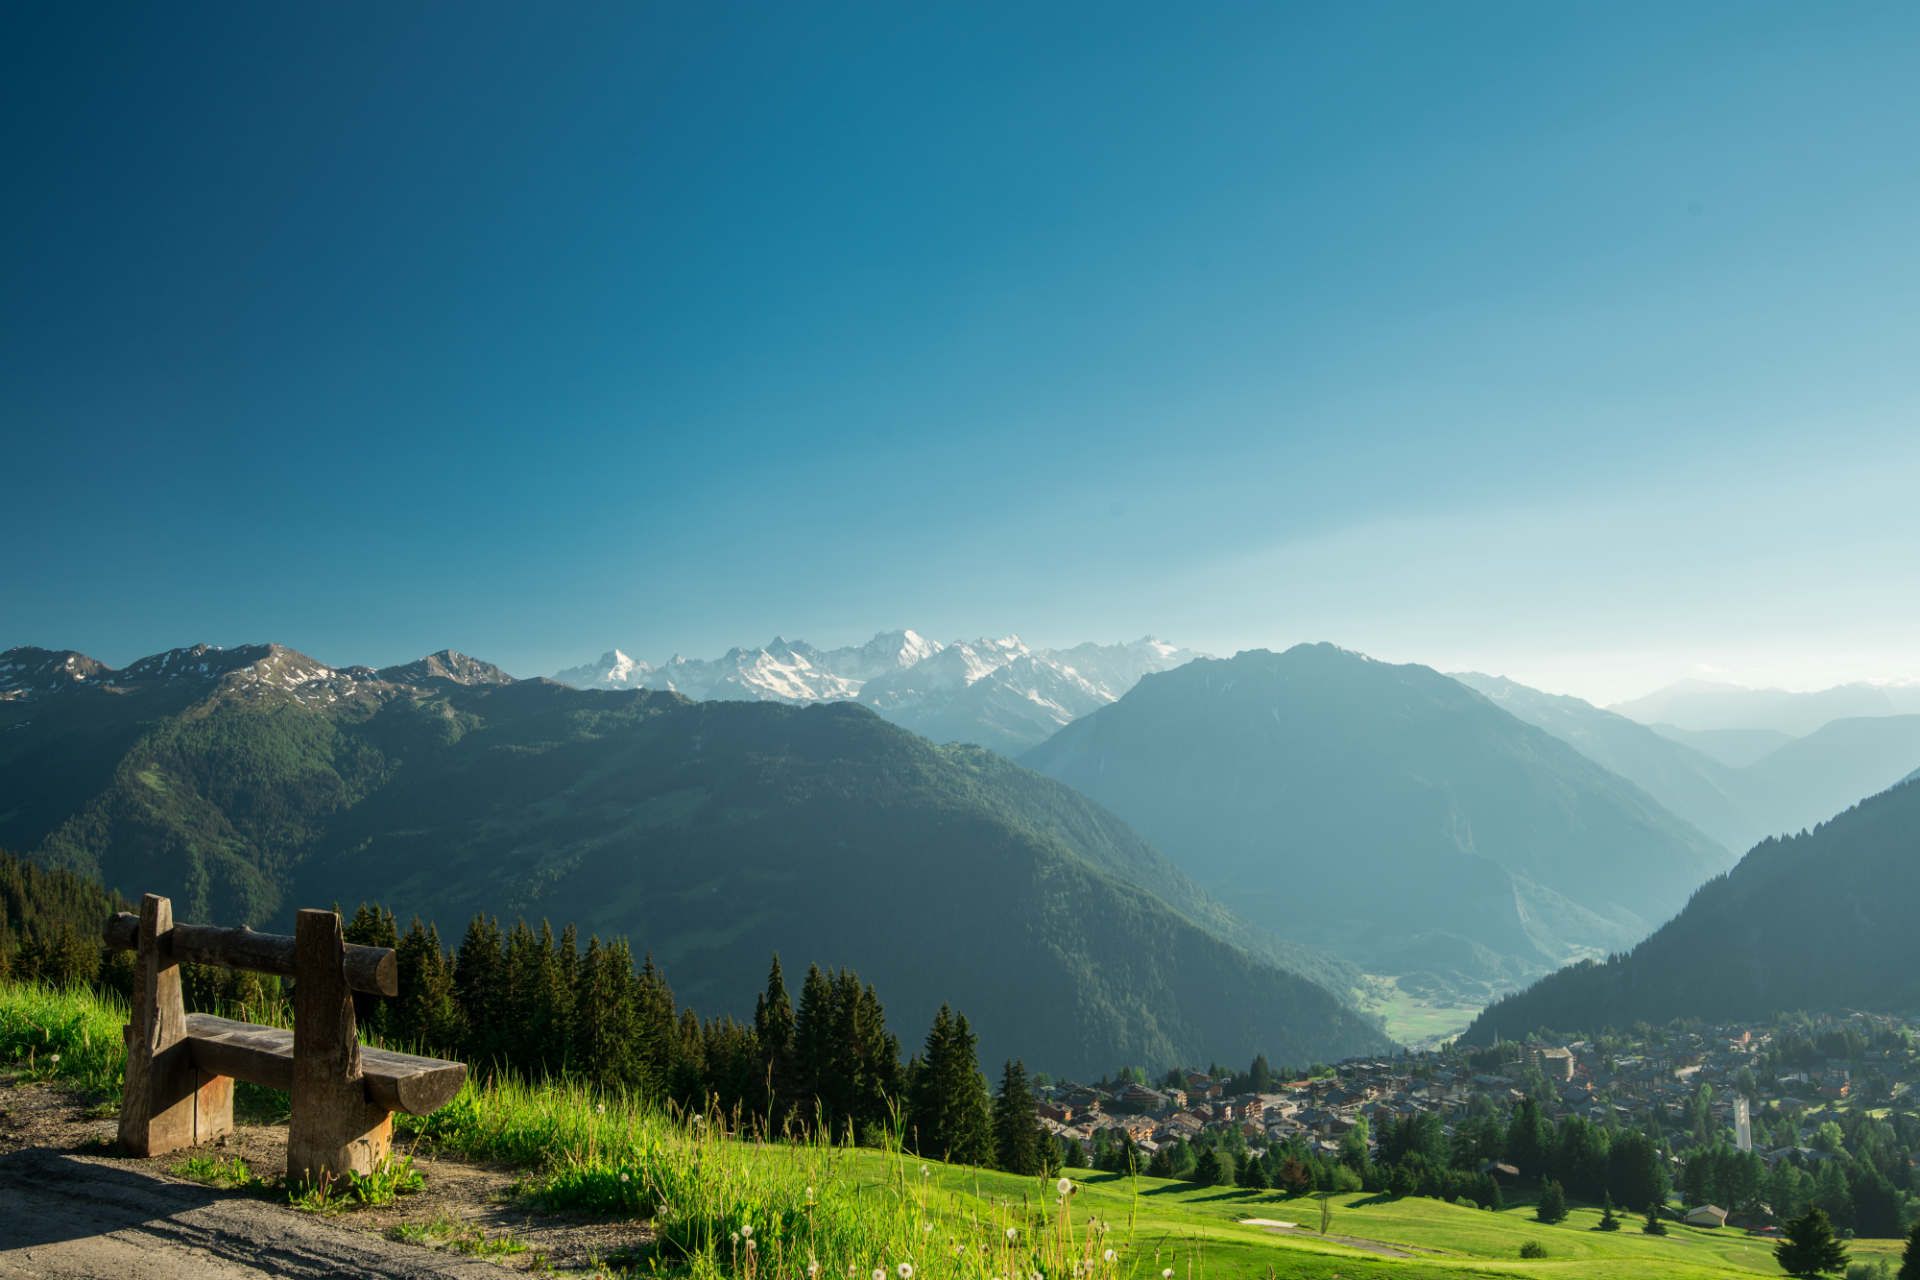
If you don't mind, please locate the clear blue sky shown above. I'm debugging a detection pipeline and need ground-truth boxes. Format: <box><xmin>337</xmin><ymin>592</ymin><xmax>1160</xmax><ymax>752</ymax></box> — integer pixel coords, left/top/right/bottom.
<box><xmin>6</xmin><ymin>2</ymin><xmax>1919</xmax><ymax>702</ymax></box>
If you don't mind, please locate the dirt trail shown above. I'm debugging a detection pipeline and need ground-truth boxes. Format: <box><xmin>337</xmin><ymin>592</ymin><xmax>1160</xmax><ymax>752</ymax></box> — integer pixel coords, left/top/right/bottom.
<box><xmin>0</xmin><ymin>1083</ymin><xmax>646</xmax><ymax>1278</ymax></box>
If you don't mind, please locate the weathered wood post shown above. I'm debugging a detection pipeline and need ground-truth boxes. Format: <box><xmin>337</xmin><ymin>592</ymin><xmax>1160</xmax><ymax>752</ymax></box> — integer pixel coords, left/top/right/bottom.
<box><xmin>118</xmin><ymin>893</ymin><xmax>233</xmax><ymax>1156</ymax></box>
<box><xmin>285</xmin><ymin>907</ymin><xmax>392</xmax><ymax>1185</ymax></box>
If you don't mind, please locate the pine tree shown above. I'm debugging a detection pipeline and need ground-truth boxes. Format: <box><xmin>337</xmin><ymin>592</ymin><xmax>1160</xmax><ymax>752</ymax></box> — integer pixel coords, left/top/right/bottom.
<box><xmin>1775</xmin><ymin>1207</ymin><xmax>1848</xmax><ymax>1278</ymax></box>
<box><xmin>751</xmin><ymin>955</ymin><xmax>797</xmax><ymax>1129</ymax></box>
<box><xmin>453</xmin><ymin>915</ymin><xmax>506</xmax><ymax>1067</ymax></box>
<box><xmin>1193</xmin><ymin>1147</ymin><xmax>1227</xmax><ymax>1186</ymax></box>
<box><xmin>1643</xmin><ymin>1201</ymin><xmax>1668</xmax><ymax>1235</ymax></box>
<box><xmin>1597</xmin><ymin>1191</ymin><xmax>1621</xmax><ymax>1231</ymax></box>
<box><xmin>1237</xmin><ymin>1155</ymin><xmax>1271</xmax><ymax>1191</ymax></box>
<box><xmin>942</xmin><ymin>1013</ymin><xmax>993</xmax><ymax>1166</ymax></box>
<box><xmin>1536</xmin><ymin>1178</ymin><xmax>1568</xmax><ymax>1224</ymax></box>
<box><xmin>907</xmin><ymin>1005</ymin><xmax>992</xmax><ymax>1165</ymax></box>
<box><xmin>993</xmin><ymin>1059</ymin><xmax>1042</xmax><ymax>1174</ymax></box>
<box><xmin>1898</xmin><ymin>1221</ymin><xmax>1920</xmax><ymax>1280</ymax></box>
<box><xmin>791</xmin><ymin>964</ymin><xmax>835</xmax><ymax>1134</ymax></box>
<box><xmin>633</xmin><ymin>952</ymin><xmax>678</xmax><ymax>1090</ymax></box>
<box><xmin>394</xmin><ymin>918</ymin><xmax>460</xmax><ymax>1053</ymax></box>
<box><xmin>344</xmin><ymin>903</ymin><xmax>399</xmax><ymax>1039</ymax></box>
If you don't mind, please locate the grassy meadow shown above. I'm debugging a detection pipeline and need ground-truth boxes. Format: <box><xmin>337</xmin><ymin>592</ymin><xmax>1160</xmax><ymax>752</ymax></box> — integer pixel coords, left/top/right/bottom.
<box><xmin>2</xmin><ymin>980</ymin><xmax>1906</xmax><ymax>1278</ymax></box>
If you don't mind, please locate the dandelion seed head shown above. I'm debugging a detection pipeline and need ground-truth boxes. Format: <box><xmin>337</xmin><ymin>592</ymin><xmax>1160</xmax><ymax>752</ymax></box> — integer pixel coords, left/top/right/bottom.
<box><xmin>897</xmin><ymin>1264</ymin><xmax>914</xmax><ymax>1280</ymax></box>
<box><xmin>1057</xmin><ymin>1177</ymin><xmax>1073</xmax><ymax>1196</ymax></box>
<box><xmin>1006</xmin><ymin>1227</ymin><xmax>1018</xmax><ymax>1242</ymax></box>
<box><xmin>741</xmin><ymin>1224</ymin><xmax>753</xmax><ymax>1239</ymax></box>
<box><xmin>1103</xmin><ymin>1249</ymin><xmax>1116</xmax><ymax>1264</ymax></box>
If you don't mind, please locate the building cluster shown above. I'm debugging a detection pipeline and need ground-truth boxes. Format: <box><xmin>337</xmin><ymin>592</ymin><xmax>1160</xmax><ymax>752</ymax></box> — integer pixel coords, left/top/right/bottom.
<box><xmin>1033</xmin><ymin>1013</ymin><xmax>1916</xmax><ymax>1193</ymax></box>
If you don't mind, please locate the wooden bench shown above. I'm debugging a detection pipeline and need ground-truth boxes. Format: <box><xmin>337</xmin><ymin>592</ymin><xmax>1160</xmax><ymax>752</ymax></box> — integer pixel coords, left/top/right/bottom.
<box><xmin>105</xmin><ymin>893</ymin><xmax>468</xmax><ymax>1185</ymax></box>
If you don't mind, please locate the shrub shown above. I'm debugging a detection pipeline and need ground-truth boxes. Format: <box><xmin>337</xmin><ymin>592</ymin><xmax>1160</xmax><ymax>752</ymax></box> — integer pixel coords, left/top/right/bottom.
<box><xmin>1520</xmin><ymin>1240</ymin><xmax>1548</xmax><ymax>1258</ymax></box>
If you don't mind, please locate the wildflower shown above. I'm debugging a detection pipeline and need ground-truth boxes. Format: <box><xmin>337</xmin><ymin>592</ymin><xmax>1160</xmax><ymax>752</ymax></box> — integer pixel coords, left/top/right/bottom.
<box><xmin>808</xmin><ymin>1263</ymin><xmax>820</xmax><ymax>1278</ymax></box>
<box><xmin>732</xmin><ymin>1232</ymin><xmax>741</xmax><ymax>1245</ymax></box>
<box><xmin>1103</xmin><ymin>1250</ymin><xmax>1116</xmax><ymax>1264</ymax></box>
<box><xmin>1162</xmin><ymin>1270</ymin><xmax>1175</xmax><ymax>1278</ymax></box>
<box><xmin>1006</xmin><ymin>1227</ymin><xmax>1019</xmax><ymax>1242</ymax></box>
<box><xmin>741</xmin><ymin>1224</ymin><xmax>754</xmax><ymax>1240</ymax></box>
<box><xmin>620</xmin><ymin>1172</ymin><xmax>630</xmax><ymax>1183</ymax></box>
<box><xmin>873</xmin><ymin>1269</ymin><xmax>887</xmax><ymax>1280</ymax></box>
<box><xmin>898</xmin><ymin>1265</ymin><xmax>914</xmax><ymax>1280</ymax></box>
<box><xmin>1057</xmin><ymin>1177</ymin><xmax>1073</xmax><ymax>1196</ymax></box>
<box><xmin>747</xmin><ymin>1240</ymin><xmax>758</xmax><ymax>1253</ymax></box>
<box><xmin>806</xmin><ymin>1185</ymin><xmax>816</xmax><ymax>1201</ymax></box>
<box><xmin>920</xmin><ymin>1165</ymin><xmax>931</xmax><ymax>1179</ymax></box>
<box><xmin>596</xmin><ymin>1102</ymin><xmax>606</xmax><ymax>1114</ymax></box>
<box><xmin>48</xmin><ymin>1054</ymin><xmax>60</xmax><ymax>1065</ymax></box>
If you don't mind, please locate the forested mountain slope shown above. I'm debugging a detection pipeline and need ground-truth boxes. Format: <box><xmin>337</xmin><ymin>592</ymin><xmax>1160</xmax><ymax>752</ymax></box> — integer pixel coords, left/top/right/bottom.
<box><xmin>0</xmin><ymin>643</ymin><xmax>1386</xmax><ymax>1075</ymax></box>
<box><xmin>1465</xmin><ymin>777</ymin><xmax>1920</xmax><ymax>1041</ymax></box>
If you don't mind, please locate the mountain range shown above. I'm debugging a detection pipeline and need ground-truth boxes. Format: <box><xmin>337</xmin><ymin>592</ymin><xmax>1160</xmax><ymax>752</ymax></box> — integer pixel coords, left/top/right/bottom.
<box><xmin>1021</xmin><ymin>645</ymin><xmax>1735</xmax><ymax>1004</ymax></box>
<box><xmin>1464</xmin><ymin>773</ymin><xmax>1920</xmax><ymax>1041</ymax></box>
<box><xmin>551</xmin><ymin>631</ymin><xmax>1200</xmax><ymax>757</ymax></box>
<box><xmin>0</xmin><ymin>641</ymin><xmax>1385</xmax><ymax>1075</ymax></box>
<box><xmin>1454</xmin><ymin>673</ymin><xmax>1920</xmax><ymax>855</ymax></box>
<box><xmin>1608</xmin><ymin>676</ymin><xmax>1920</xmax><ymax>738</ymax></box>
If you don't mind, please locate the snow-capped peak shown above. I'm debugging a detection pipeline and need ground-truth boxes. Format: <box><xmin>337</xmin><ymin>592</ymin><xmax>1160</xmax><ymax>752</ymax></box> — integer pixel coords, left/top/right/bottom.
<box><xmin>547</xmin><ymin>629</ymin><xmax>1204</xmax><ymax>754</ymax></box>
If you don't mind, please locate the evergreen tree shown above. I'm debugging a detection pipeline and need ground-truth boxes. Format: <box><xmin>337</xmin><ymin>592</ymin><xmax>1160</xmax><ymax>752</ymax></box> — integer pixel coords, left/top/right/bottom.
<box><xmin>393</xmin><ymin>918</ymin><xmax>460</xmax><ymax>1052</ymax></box>
<box><xmin>1237</xmin><ymin>1155</ymin><xmax>1271</xmax><ymax>1191</ymax></box>
<box><xmin>907</xmin><ymin>1006</ymin><xmax>992</xmax><ymax>1165</ymax></box>
<box><xmin>1775</xmin><ymin>1207</ymin><xmax>1848</xmax><ymax>1278</ymax></box>
<box><xmin>344</xmin><ymin>903</ymin><xmax>399</xmax><ymax>1038</ymax></box>
<box><xmin>752</xmin><ymin>954</ymin><xmax>797</xmax><ymax>1127</ymax></box>
<box><xmin>1536</xmin><ymin>1178</ymin><xmax>1568</xmax><ymax>1224</ymax></box>
<box><xmin>634</xmin><ymin>952</ymin><xmax>678</xmax><ymax>1089</ymax></box>
<box><xmin>1898</xmin><ymin>1221</ymin><xmax>1920</xmax><ymax>1280</ymax></box>
<box><xmin>1597</xmin><ymin>1191</ymin><xmax>1620</xmax><ymax>1231</ymax></box>
<box><xmin>791</xmin><ymin>964</ymin><xmax>836</xmax><ymax>1133</ymax></box>
<box><xmin>1643</xmin><ymin>1202</ymin><xmax>1668</xmax><ymax>1235</ymax></box>
<box><xmin>1506</xmin><ymin>1098</ymin><xmax>1550</xmax><ymax>1177</ymax></box>
<box><xmin>1192</xmin><ymin>1146</ymin><xmax>1233</xmax><ymax>1186</ymax></box>
<box><xmin>453</xmin><ymin>915</ymin><xmax>506</xmax><ymax>1067</ymax></box>
<box><xmin>992</xmin><ymin>1059</ymin><xmax>1044</xmax><ymax>1175</ymax></box>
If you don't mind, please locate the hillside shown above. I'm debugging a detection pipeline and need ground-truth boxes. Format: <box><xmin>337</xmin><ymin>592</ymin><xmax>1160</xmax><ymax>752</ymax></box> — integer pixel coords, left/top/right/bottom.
<box><xmin>1022</xmin><ymin>646</ymin><xmax>1731</xmax><ymax>998</ymax></box>
<box><xmin>0</xmin><ymin>642</ymin><xmax>1385</xmax><ymax>1075</ymax></box>
<box><xmin>1465</xmin><ymin>776</ymin><xmax>1920</xmax><ymax>1040</ymax></box>
<box><xmin>1456</xmin><ymin>675</ymin><xmax>1920</xmax><ymax>852</ymax></box>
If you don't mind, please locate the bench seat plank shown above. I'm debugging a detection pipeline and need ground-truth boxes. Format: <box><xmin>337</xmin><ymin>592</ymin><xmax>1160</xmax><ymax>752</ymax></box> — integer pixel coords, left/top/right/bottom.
<box><xmin>185</xmin><ymin>1014</ymin><xmax>468</xmax><ymax>1116</ymax></box>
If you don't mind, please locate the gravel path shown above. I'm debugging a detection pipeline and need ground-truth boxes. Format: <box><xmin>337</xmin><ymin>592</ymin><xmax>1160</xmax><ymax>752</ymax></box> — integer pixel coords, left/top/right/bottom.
<box><xmin>0</xmin><ymin>1082</ymin><xmax>648</xmax><ymax>1278</ymax></box>
<box><xmin>0</xmin><ymin>1144</ymin><xmax>508</xmax><ymax>1279</ymax></box>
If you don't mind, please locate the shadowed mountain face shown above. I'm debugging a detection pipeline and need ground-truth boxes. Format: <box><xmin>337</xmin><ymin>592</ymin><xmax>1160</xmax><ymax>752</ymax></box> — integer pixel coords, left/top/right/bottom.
<box><xmin>0</xmin><ymin>643</ymin><xmax>1388</xmax><ymax>1076</ymax></box>
<box><xmin>1465</xmin><ymin>777</ymin><xmax>1920</xmax><ymax>1041</ymax></box>
<box><xmin>1023</xmin><ymin>645</ymin><xmax>1732</xmax><ymax>988</ymax></box>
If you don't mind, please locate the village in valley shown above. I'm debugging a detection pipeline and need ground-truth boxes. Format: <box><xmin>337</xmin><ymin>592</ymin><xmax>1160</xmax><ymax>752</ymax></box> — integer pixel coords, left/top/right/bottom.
<box><xmin>1030</xmin><ymin>1012</ymin><xmax>1920</xmax><ymax>1235</ymax></box>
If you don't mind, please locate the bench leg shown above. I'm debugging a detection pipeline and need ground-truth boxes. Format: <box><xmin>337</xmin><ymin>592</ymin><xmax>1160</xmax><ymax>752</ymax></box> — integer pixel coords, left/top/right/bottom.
<box><xmin>287</xmin><ymin>908</ymin><xmax>392</xmax><ymax>1185</ymax></box>
<box><xmin>120</xmin><ymin>895</ymin><xmax>199</xmax><ymax>1158</ymax></box>
<box><xmin>194</xmin><ymin>1071</ymin><xmax>235</xmax><ymax>1145</ymax></box>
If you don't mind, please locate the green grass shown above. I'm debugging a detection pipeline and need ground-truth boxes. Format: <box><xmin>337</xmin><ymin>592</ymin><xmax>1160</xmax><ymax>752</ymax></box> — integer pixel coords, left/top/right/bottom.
<box><xmin>5</xmin><ymin>980</ymin><xmax>1910</xmax><ymax>1278</ymax></box>
<box><xmin>0</xmin><ymin>980</ymin><xmax>127</xmax><ymax>1099</ymax></box>
<box><xmin>388</xmin><ymin>1217</ymin><xmax>531</xmax><ymax>1258</ymax></box>
<box><xmin>170</xmin><ymin>1152</ymin><xmax>261</xmax><ymax>1189</ymax></box>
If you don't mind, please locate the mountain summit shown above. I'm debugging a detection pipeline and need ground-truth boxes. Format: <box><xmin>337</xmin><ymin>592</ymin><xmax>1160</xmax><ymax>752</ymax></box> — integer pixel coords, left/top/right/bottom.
<box><xmin>1023</xmin><ymin>644</ymin><xmax>1732</xmax><ymax>1000</ymax></box>
<box><xmin>550</xmin><ymin>630</ymin><xmax>1201</xmax><ymax>755</ymax></box>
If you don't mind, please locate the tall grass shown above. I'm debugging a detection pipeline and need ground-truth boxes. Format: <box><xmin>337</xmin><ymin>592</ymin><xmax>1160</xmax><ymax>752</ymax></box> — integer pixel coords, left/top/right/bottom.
<box><xmin>402</xmin><ymin>1075</ymin><xmax>1157</xmax><ymax>1280</ymax></box>
<box><xmin>0</xmin><ymin>980</ymin><xmax>126</xmax><ymax>1097</ymax></box>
